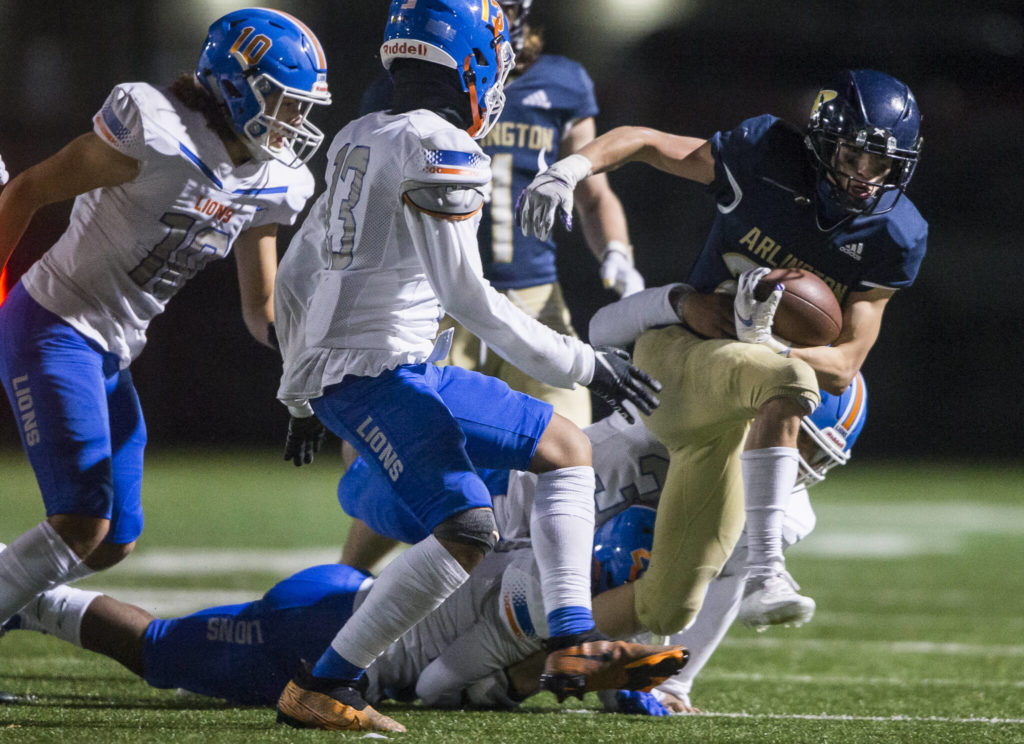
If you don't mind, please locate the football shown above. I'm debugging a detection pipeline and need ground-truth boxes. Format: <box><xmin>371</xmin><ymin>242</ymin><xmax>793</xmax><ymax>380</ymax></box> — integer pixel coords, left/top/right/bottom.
<box><xmin>753</xmin><ymin>268</ymin><xmax>842</xmax><ymax>347</ymax></box>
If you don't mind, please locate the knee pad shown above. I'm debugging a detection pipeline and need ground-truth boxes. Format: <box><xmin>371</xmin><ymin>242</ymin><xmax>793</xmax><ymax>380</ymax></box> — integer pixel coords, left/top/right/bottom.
<box><xmin>433</xmin><ymin>508</ymin><xmax>499</xmax><ymax>553</ymax></box>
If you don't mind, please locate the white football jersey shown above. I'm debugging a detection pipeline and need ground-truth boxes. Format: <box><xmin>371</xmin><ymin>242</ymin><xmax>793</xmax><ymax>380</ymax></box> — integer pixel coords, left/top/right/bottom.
<box><xmin>276</xmin><ymin>109</ymin><xmax>593</xmax><ymax>412</ymax></box>
<box><xmin>20</xmin><ymin>82</ymin><xmax>314</xmax><ymax>368</ymax></box>
<box><xmin>494</xmin><ymin>414</ymin><xmax>670</xmax><ymax>541</ymax></box>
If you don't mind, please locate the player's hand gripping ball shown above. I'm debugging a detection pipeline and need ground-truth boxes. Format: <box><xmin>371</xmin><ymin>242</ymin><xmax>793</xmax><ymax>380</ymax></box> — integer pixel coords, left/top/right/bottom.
<box><xmin>753</xmin><ymin>268</ymin><xmax>842</xmax><ymax>347</ymax></box>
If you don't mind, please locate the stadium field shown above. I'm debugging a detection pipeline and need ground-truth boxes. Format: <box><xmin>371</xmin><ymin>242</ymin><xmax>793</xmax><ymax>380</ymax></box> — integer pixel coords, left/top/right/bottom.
<box><xmin>1</xmin><ymin>449</ymin><xmax>1022</xmax><ymax>743</ymax></box>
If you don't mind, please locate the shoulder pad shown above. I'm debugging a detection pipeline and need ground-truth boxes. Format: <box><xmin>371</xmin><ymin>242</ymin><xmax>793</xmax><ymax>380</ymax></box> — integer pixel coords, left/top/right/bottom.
<box><xmin>403</xmin><ymin>182</ymin><xmax>484</xmax><ymax>220</ymax></box>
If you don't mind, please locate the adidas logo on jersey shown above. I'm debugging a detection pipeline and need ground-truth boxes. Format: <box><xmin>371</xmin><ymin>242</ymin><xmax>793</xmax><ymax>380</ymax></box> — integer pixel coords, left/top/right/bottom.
<box><xmin>839</xmin><ymin>242</ymin><xmax>864</xmax><ymax>261</ymax></box>
<box><xmin>522</xmin><ymin>90</ymin><xmax>552</xmax><ymax>109</ymax></box>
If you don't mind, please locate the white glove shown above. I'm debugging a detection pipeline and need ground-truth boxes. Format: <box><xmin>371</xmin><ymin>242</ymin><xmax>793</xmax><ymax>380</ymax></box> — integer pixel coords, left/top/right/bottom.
<box><xmin>734</xmin><ymin>267</ymin><xmax>790</xmax><ymax>355</ymax></box>
<box><xmin>0</xmin><ymin>152</ymin><xmax>8</xmax><ymax>185</ymax></box>
<box><xmin>516</xmin><ymin>154</ymin><xmax>593</xmax><ymax>241</ymax></box>
<box><xmin>600</xmin><ymin>241</ymin><xmax>645</xmax><ymax>296</ymax></box>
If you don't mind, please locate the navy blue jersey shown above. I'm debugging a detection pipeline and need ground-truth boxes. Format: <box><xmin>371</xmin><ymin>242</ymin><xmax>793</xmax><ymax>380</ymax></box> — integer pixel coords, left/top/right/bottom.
<box><xmin>688</xmin><ymin>115</ymin><xmax>928</xmax><ymax>307</ymax></box>
<box><xmin>359</xmin><ymin>56</ymin><xmax>599</xmax><ymax>290</ymax></box>
<box><xmin>477</xmin><ymin>55</ymin><xmax>598</xmax><ymax>289</ymax></box>
<box><xmin>143</xmin><ymin>564</ymin><xmax>371</xmax><ymax>705</ymax></box>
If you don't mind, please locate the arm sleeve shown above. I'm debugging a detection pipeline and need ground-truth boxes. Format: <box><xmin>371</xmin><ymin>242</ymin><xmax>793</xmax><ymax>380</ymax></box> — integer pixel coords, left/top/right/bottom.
<box><xmin>588</xmin><ymin>284</ymin><xmax>684</xmax><ymax>347</ymax></box>
<box><xmin>403</xmin><ymin>196</ymin><xmax>595</xmax><ymax>388</ymax></box>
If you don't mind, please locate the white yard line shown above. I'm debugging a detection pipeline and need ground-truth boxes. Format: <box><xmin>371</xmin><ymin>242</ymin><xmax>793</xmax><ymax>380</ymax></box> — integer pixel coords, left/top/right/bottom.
<box><xmin>702</xmin><ymin>670</ymin><xmax>1024</xmax><ymax>689</ymax></box>
<box><xmin>690</xmin><ymin>711</ymin><xmax>1024</xmax><ymax>724</ymax></box>
<box><xmin>724</xmin><ymin>636</ymin><xmax>1024</xmax><ymax>657</ymax></box>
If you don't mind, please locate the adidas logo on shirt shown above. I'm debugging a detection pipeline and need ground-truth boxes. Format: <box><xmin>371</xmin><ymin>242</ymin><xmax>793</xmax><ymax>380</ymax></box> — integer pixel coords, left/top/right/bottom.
<box><xmin>522</xmin><ymin>89</ymin><xmax>552</xmax><ymax>109</ymax></box>
<box><xmin>839</xmin><ymin>242</ymin><xmax>864</xmax><ymax>261</ymax></box>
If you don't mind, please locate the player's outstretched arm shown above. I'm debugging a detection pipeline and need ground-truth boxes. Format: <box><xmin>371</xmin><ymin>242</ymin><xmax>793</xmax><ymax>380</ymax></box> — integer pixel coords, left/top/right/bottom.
<box><xmin>517</xmin><ymin>128</ymin><xmax>710</xmax><ymax>241</ymax></box>
<box><xmin>0</xmin><ymin>133</ymin><xmax>139</xmax><ymax>272</ymax></box>
<box><xmin>562</xmin><ymin>117</ymin><xmax>643</xmax><ymax>297</ymax></box>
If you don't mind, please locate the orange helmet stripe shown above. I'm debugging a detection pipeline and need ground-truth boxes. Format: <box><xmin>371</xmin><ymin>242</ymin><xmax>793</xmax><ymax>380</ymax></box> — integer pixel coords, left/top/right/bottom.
<box><xmin>261</xmin><ymin>7</ymin><xmax>327</xmax><ymax>69</ymax></box>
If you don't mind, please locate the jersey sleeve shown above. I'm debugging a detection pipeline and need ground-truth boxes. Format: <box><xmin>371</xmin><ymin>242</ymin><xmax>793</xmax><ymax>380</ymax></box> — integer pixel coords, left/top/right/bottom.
<box><xmin>567</xmin><ymin>59</ymin><xmax>599</xmax><ymax>122</ymax></box>
<box><xmin>92</xmin><ymin>84</ymin><xmax>148</xmax><ymax>162</ymax></box>
<box><xmin>249</xmin><ymin>165</ymin><xmax>316</xmax><ymax>228</ymax></box>
<box><xmin>401</xmin><ymin>127</ymin><xmax>596</xmax><ymax>388</ymax></box>
<box><xmin>706</xmin><ymin>114</ymin><xmax>778</xmax><ymax>210</ymax></box>
<box><xmin>857</xmin><ymin>212</ymin><xmax>928</xmax><ymax>291</ymax></box>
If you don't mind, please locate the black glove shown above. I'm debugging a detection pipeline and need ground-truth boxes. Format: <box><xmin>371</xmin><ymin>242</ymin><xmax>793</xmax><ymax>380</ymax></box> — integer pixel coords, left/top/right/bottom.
<box><xmin>587</xmin><ymin>346</ymin><xmax>662</xmax><ymax>424</ymax></box>
<box><xmin>284</xmin><ymin>414</ymin><xmax>327</xmax><ymax>467</ymax></box>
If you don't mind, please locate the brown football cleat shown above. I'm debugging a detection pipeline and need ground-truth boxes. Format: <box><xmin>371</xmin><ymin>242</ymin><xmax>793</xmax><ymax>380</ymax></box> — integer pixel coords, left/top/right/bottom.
<box><xmin>276</xmin><ymin>666</ymin><xmax>406</xmax><ymax>733</ymax></box>
<box><xmin>540</xmin><ymin>638</ymin><xmax>689</xmax><ymax>702</ymax></box>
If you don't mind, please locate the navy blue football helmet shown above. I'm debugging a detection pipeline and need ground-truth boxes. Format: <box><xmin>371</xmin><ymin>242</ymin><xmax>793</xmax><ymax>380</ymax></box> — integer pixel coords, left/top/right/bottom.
<box><xmin>591</xmin><ymin>506</ymin><xmax>656</xmax><ymax>595</ymax></box>
<box><xmin>796</xmin><ymin>372</ymin><xmax>868</xmax><ymax>489</ymax></box>
<box><xmin>197</xmin><ymin>8</ymin><xmax>331</xmax><ymax>167</ymax></box>
<box><xmin>498</xmin><ymin>0</ymin><xmax>533</xmax><ymax>53</ymax></box>
<box><xmin>381</xmin><ymin>0</ymin><xmax>515</xmax><ymax>139</ymax></box>
<box><xmin>806</xmin><ymin>69</ymin><xmax>922</xmax><ymax>216</ymax></box>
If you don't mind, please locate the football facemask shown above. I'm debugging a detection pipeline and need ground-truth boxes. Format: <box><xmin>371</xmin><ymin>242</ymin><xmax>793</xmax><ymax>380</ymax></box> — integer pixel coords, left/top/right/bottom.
<box><xmin>198</xmin><ymin>8</ymin><xmax>331</xmax><ymax>167</ymax></box>
<box><xmin>806</xmin><ymin>69</ymin><xmax>921</xmax><ymax>216</ymax></box>
<box><xmin>795</xmin><ymin>372</ymin><xmax>868</xmax><ymax>489</ymax></box>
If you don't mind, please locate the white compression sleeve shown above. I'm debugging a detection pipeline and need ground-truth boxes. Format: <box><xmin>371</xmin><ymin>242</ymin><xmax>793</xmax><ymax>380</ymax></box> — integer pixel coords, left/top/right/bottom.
<box><xmin>327</xmin><ymin>535</ymin><xmax>468</xmax><ymax>669</ymax></box>
<box><xmin>529</xmin><ymin>466</ymin><xmax>596</xmax><ymax>616</ymax></box>
<box><xmin>741</xmin><ymin>447</ymin><xmax>800</xmax><ymax>570</ymax></box>
<box><xmin>588</xmin><ymin>284</ymin><xmax>684</xmax><ymax>348</ymax></box>
<box><xmin>13</xmin><ymin>585</ymin><xmax>102</xmax><ymax>647</ymax></box>
<box><xmin>0</xmin><ymin>522</ymin><xmax>83</xmax><ymax>624</ymax></box>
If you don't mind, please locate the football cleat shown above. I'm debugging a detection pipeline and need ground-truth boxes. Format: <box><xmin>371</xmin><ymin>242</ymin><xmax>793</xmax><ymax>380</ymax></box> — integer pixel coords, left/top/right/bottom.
<box><xmin>276</xmin><ymin>665</ymin><xmax>406</xmax><ymax>733</ymax></box>
<box><xmin>540</xmin><ymin>636</ymin><xmax>688</xmax><ymax>702</ymax></box>
<box><xmin>738</xmin><ymin>566</ymin><xmax>816</xmax><ymax>632</ymax></box>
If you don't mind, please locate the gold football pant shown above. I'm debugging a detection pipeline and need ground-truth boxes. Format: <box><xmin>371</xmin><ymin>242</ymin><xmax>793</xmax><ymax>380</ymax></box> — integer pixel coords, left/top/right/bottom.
<box><xmin>437</xmin><ymin>282</ymin><xmax>592</xmax><ymax>428</ymax></box>
<box><xmin>630</xmin><ymin>325</ymin><xmax>819</xmax><ymax>636</ymax></box>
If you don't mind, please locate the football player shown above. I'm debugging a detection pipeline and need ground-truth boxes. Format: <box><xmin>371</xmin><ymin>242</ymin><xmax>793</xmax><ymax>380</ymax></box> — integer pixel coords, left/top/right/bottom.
<box><xmin>358</xmin><ymin>0</ymin><xmax>640</xmax><ymax>429</ymax></box>
<box><xmin>271</xmin><ymin>0</ymin><xmax>675</xmax><ymax>732</ymax></box>
<box><xmin>1</xmin><ymin>381</ymin><xmax>861</xmax><ymax>713</ymax></box>
<box><xmin>600</xmin><ymin>375</ymin><xmax>868</xmax><ymax>715</ymax></box>
<box><xmin>517</xmin><ymin>69</ymin><xmax>926</xmax><ymax>637</ymax></box>
<box><xmin>339</xmin><ymin>0</ymin><xmax>639</xmax><ymax>575</ymax></box>
<box><xmin>0</xmin><ymin>9</ymin><xmax>330</xmax><ymax>634</ymax></box>
<box><xmin>0</xmin><ymin>507</ymin><xmax>668</xmax><ymax>712</ymax></box>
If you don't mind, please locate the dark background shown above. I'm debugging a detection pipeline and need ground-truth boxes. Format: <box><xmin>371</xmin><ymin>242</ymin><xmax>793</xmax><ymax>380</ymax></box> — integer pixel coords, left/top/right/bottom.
<box><xmin>0</xmin><ymin>0</ymin><xmax>1021</xmax><ymax>461</ymax></box>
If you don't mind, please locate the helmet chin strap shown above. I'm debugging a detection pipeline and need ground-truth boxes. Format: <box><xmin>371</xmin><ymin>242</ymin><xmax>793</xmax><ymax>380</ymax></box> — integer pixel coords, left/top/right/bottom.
<box><xmin>463</xmin><ymin>56</ymin><xmax>484</xmax><ymax>138</ymax></box>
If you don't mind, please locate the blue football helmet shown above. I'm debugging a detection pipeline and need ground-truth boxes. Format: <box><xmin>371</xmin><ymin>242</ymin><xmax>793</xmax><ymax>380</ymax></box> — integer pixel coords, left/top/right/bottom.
<box><xmin>498</xmin><ymin>0</ymin><xmax>533</xmax><ymax>53</ymax></box>
<box><xmin>806</xmin><ymin>69</ymin><xmax>922</xmax><ymax>216</ymax></box>
<box><xmin>197</xmin><ymin>8</ymin><xmax>331</xmax><ymax>167</ymax></box>
<box><xmin>796</xmin><ymin>372</ymin><xmax>868</xmax><ymax>489</ymax></box>
<box><xmin>591</xmin><ymin>506</ymin><xmax>656</xmax><ymax>595</ymax></box>
<box><xmin>381</xmin><ymin>0</ymin><xmax>515</xmax><ymax>139</ymax></box>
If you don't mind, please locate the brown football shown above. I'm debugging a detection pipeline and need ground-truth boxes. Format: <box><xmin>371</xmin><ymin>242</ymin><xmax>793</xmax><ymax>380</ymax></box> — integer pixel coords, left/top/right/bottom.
<box><xmin>753</xmin><ymin>268</ymin><xmax>842</xmax><ymax>347</ymax></box>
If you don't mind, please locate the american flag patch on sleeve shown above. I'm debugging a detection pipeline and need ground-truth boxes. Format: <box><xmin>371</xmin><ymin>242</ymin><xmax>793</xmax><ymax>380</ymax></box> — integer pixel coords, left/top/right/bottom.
<box><xmin>94</xmin><ymin>101</ymin><xmax>133</xmax><ymax>146</ymax></box>
<box><xmin>423</xmin><ymin>148</ymin><xmax>488</xmax><ymax>179</ymax></box>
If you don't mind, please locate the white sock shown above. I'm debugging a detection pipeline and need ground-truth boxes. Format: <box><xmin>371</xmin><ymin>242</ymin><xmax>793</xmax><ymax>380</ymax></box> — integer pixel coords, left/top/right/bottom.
<box><xmin>530</xmin><ymin>466</ymin><xmax>596</xmax><ymax>615</ymax></box>
<box><xmin>328</xmin><ymin>534</ymin><xmax>468</xmax><ymax>669</ymax></box>
<box><xmin>0</xmin><ymin>522</ymin><xmax>83</xmax><ymax>624</ymax></box>
<box><xmin>13</xmin><ymin>585</ymin><xmax>102</xmax><ymax>647</ymax></box>
<box><xmin>741</xmin><ymin>447</ymin><xmax>800</xmax><ymax>571</ymax></box>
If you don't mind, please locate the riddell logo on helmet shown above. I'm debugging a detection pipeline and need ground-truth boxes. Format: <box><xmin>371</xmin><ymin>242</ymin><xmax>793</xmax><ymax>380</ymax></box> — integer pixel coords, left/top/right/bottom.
<box><xmin>382</xmin><ymin>40</ymin><xmax>429</xmax><ymax>58</ymax></box>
